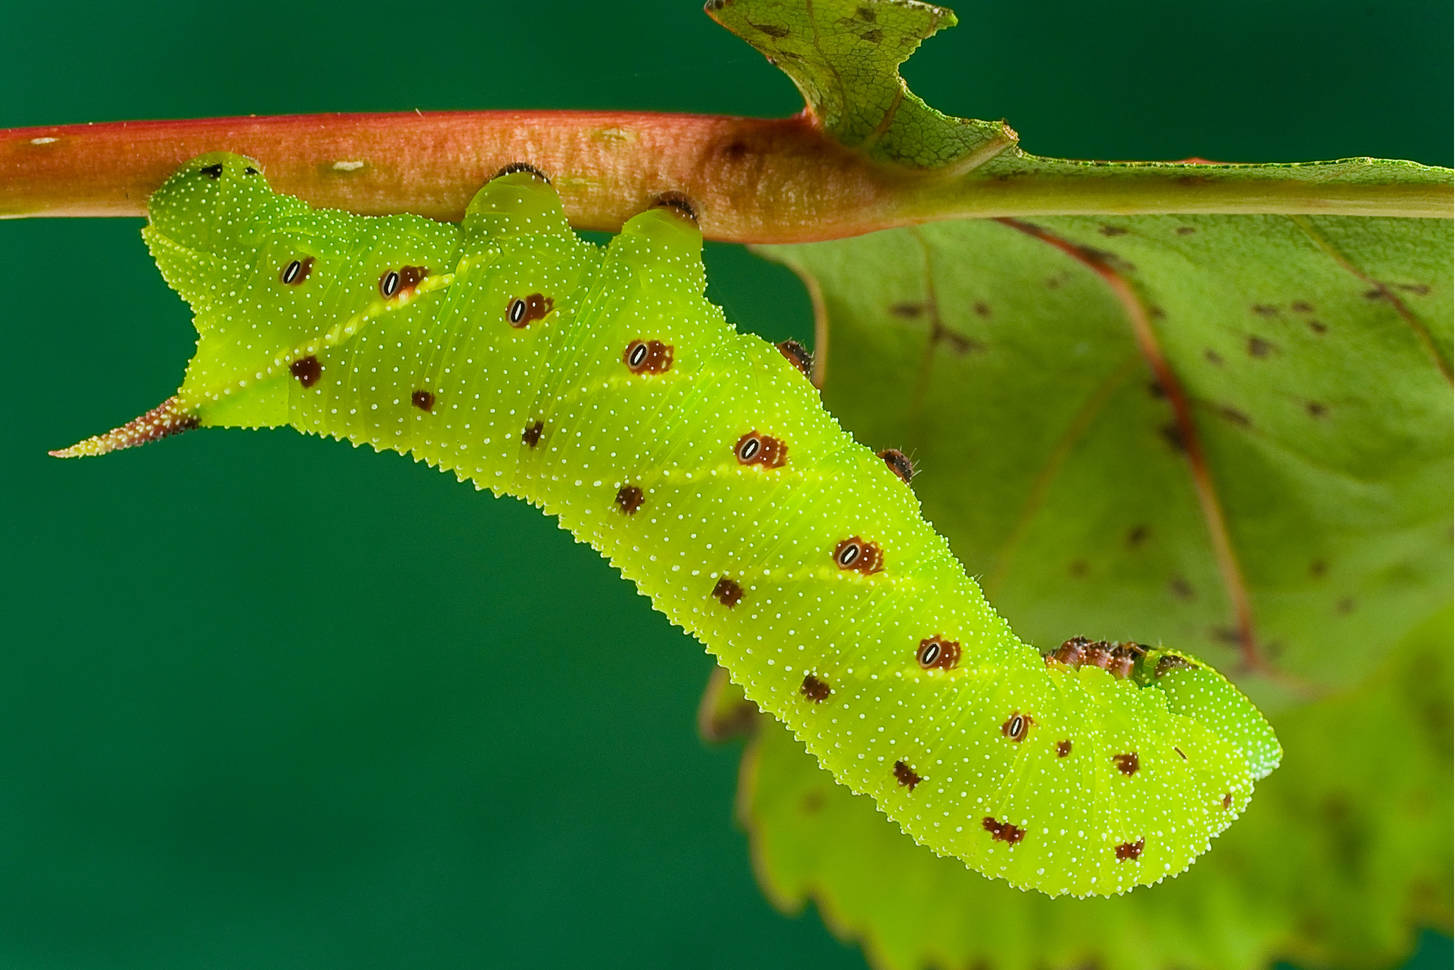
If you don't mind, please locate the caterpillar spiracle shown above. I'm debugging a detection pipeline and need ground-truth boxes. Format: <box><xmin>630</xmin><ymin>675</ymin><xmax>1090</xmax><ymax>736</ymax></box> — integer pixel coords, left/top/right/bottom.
<box><xmin>53</xmin><ymin>153</ymin><xmax>1280</xmax><ymax>898</ymax></box>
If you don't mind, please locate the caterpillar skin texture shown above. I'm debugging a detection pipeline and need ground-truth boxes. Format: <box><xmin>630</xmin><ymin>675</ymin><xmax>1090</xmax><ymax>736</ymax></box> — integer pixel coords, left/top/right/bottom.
<box><xmin>56</xmin><ymin>153</ymin><xmax>1280</xmax><ymax>898</ymax></box>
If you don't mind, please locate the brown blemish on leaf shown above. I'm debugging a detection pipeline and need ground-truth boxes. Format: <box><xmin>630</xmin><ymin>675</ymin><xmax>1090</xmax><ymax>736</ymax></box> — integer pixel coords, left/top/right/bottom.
<box><xmin>1099</xmin><ymin>225</ymin><xmax>1128</xmax><ymax>237</ymax></box>
<box><xmin>1204</xmin><ymin>348</ymin><xmax>1225</xmax><ymax>366</ymax></box>
<box><xmin>1146</xmin><ymin>380</ymin><xmax>1167</xmax><ymax>399</ymax></box>
<box><xmin>1212</xmin><ymin>626</ymin><xmax>1243</xmax><ymax>645</ymax></box>
<box><xmin>1247</xmin><ymin>336</ymin><xmax>1274</xmax><ymax>357</ymax></box>
<box><xmin>973</xmin><ymin>301</ymin><xmax>991</xmax><ymax>317</ymax></box>
<box><xmin>982</xmin><ymin>817</ymin><xmax>1025</xmax><ymax>844</ymax></box>
<box><xmin>861</xmin><ymin>27</ymin><xmax>883</xmax><ymax>42</ymax></box>
<box><xmin>410</xmin><ymin>390</ymin><xmax>435</xmax><ymax>411</ymax></box>
<box><xmin>889</xmin><ymin>302</ymin><xmax>925</xmax><ymax>318</ymax></box>
<box><xmin>615</xmin><ymin>485</ymin><xmax>644</xmax><ymax>514</ymax></box>
<box><xmin>1397</xmin><ymin>282</ymin><xmax>1431</xmax><ymax>295</ymax></box>
<box><xmin>1116</xmin><ymin>838</ymin><xmax>1145</xmax><ymax>861</ymax></box>
<box><xmin>1291</xmin><ymin>300</ymin><xmax>1314</xmax><ymax>312</ymax></box>
<box><xmin>799</xmin><ymin>674</ymin><xmax>831</xmax><ymax>702</ymax></box>
<box><xmin>1307</xmin><ymin>401</ymin><xmax>1328</xmax><ymax>418</ymax></box>
<box><xmin>938</xmin><ymin>330</ymin><xmax>983</xmax><ymax>354</ymax></box>
<box><xmin>749</xmin><ymin>20</ymin><xmax>790</xmax><ymax>37</ymax></box>
<box><xmin>893</xmin><ymin>760</ymin><xmax>922</xmax><ymax>791</ymax></box>
<box><xmin>290</xmin><ymin>355</ymin><xmax>321</xmax><ymax>388</ymax></box>
<box><xmin>1310</xmin><ymin>559</ymin><xmax>1328</xmax><ymax>577</ymax></box>
<box><xmin>1307</xmin><ymin>319</ymin><xmax>1328</xmax><ymax>334</ymax></box>
<box><xmin>1219</xmin><ymin>405</ymin><xmax>1252</xmax><ymax>427</ymax></box>
<box><xmin>1336</xmin><ymin>596</ymin><xmax>1355</xmax><ymax>614</ymax></box>
<box><xmin>1160</xmin><ymin>423</ymin><xmax>1188</xmax><ymax>452</ymax></box>
<box><xmin>1170</xmin><ymin>574</ymin><xmax>1195</xmax><ymax>601</ymax></box>
<box><xmin>1113</xmin><ymin>753</ymin><xmax>1139</xmax><ymax>775</ymax></box>
<box><xmin>1175</xmin><ymin>226</ymin><xmax>1197</xmax><ymax>235</ymax></box>
<box><xmin>1068</xmin><ymin>559</ymin><xmax>1088</xmax><ymax>578</ymax></box>
<box><xmin>1127</xmin><ymin>525</ymin><xmax>1149</xmax><ymax>547</ymax></box>
<box><xmin>712</xmin><ymin>577</ymin><xmax>744</xmax><ymax>608</ymax></box>
<box><xmin>1252</xmin><ymin>304</ymin><xmax>1278</xmax><ymax>316</ymax></box>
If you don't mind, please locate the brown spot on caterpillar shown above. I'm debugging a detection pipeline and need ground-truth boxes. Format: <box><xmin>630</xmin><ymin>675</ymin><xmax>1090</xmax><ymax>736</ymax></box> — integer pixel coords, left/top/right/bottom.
<box><xmin>1051</xmin><ymin>636</ymin><xmax>1090</xmax><ymax>666</ymax></box>
<box><xmin>1056</xmin><ymin>740</ymin><xmax>1072</xmax><ymax>757</ymax></box>
<box><xmin>623</xmin><ymin>339</ymin><xmax>674</xmax><ymax>374</ymax></box>
<box><xmin>893</xmin><ymin>760</ymin><xmax>922</xmax><ymax>791</ymax></box>
<box><xmin>1001</xmin><ymin>712</ymin><xmax>1034</xmax><ymax>741</ymax></box>
<box><xmin>982</xmin><ymin>817</ymin><xmax>1025</xmax><ymax>844</ymax></box>
<box><xmin>1116</xmin><ymin>838</ymin><xmax>1145</xmax><ymax>861</ymax></box>
<box><xmin>1114</xmin><ymin>752</ymin><xmax>1140</xmax><ymax>776</ymax></box>
<box><xmin>395</xmin><ymin>265</ymin><xmax>428</xmax><ymax>295</ymax></box>
<box><xmin>878</xmin><ymin>449</ymin><xmax>915</xmax><ymax>483</ymax></box>
<box><xmin>1247</xmin><ymin>336</ymin><xmax>1274</xmax><ymax>358</ymax></box>
<box><xmin>410</xmin><ymin>390</ymin><xmax>435</xmax><ymax>412</ymax></box>
<box><xmin>799</xmin><ymin>675</ymin><xmax>831</xmax><ymax>702</ymax></box>
<box><xmin>615</xmin><ymin>485</ymin><xmax>644</xmax><ymax>515</ymax></box>
<box><xmin>712</xmin><ymin>577</ymin><xmax>744</xmax><ymax>608</ymax></box>
<box><xmin>494</xmin><ymin>162</ymin><xmax>550</xmax><ymax>182</ymax></box>
<box><xmin>289</xmin><ymin>355</ymin><xmax>321</xmax><ymax>388</ymax></box>
<box><xmin>651</xmin><ymin>191</ymin><xmax>698</xmax><ymax>223</ymax></box>
<box><xmin>522</xmin><ymin>421</ymin><xmax>544</xmax><ymax>447</ymax></box>
<box><xmin>199</xmin><ymin>162</ymin><xmax>224</xmax><ymax>179</ymax></box>
<box><xmin>1082</xmin><ymin>640</ymin><xmax>1115</xmax><ymax>670</ymax></box>
<box><xmin>916</xmin><ymin>636</ymin><xmax>960</xmax><ymax>671</ymax></box>
<box><xmin>280</xmin><ymin>257</ymin><xmax>313</xmax><ymax>285</ymax></box>
<box><xmin>776</xmin><ymin>339</ymin><xmax>813</xmax><ymax>377</ymax></box>
<box><xmin>1175</xmin><ymin>225</ymin><xmax>1197</xmax><ymax>235</ymax></box>
<box><xmin>1107</xmin><ymin>645</ymin><xmax>1138</xmax><ymax>679</ymax></box>
<box><xmin>507</xmin><ymin>293</ymin><xmax>554</xmax><ymax>328</ymax></box>
<box><xmin>1155</xmin><ymin>654</ymin><xmax>1198</xmax><ymax>677</ymax></box>
<box><xmin>833</xmin><ymin>536</ymin><xmax>884</xmax><ymax>574</ymax></box>
<box><xmin>735</xmin><ymin>431</ymin><xmax>786</xmax><ymax>468</ymax></box>
<box><xmin>1222</xmin><ymin>792</ymin><xmax>1234</xmax><ymax>810</ymax></box>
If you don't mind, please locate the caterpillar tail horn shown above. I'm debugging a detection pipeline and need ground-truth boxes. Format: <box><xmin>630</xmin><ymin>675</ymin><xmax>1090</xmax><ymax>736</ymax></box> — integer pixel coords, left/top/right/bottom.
<box><xmin>48</xmin><ymin>396</ymin><xmax>200</xmax><ymax>458</ymax></box>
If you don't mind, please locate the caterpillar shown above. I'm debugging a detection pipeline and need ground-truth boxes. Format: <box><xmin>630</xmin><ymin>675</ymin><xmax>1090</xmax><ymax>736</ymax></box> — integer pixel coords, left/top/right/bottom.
<box><xmin>53</xmin><ymin>152</ymin><xmax>1280</xmax><ymax>898</ymax></box>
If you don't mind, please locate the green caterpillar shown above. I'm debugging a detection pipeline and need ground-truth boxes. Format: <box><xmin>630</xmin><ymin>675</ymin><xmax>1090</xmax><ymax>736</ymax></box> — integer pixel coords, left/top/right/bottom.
<box><xmin>54</xmin><ymin>152</ymin><xmax>1280</xmax><ymax>898</ymax></box>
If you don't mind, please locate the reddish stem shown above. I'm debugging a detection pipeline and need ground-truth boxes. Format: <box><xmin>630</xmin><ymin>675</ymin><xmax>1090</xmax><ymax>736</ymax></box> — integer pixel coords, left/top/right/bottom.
<box><xmin>0</xmin><ymin>111</ymin><xmax>910</xmax><ymax>244</ymax></box>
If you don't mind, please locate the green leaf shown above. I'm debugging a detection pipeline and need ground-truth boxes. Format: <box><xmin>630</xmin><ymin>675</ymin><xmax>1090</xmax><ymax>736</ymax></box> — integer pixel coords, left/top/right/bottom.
<box><xmin>766</xmin><ymin>214</ymin><xmax>1452</xmax><ymax>695</ymax></box>
<box><xmin>705</xmin><ymin>0</ymin><xmax>1452</xmax><ymax>964</ymax></box>
<box><xmin>733</xmin><ymin>609</ymin><xmax>1451</xmax><ymax>970</ymax></box>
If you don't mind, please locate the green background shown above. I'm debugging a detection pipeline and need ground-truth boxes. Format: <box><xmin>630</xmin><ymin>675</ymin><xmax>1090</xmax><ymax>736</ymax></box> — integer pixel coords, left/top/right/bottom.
<box><xmin>1</xmin><ymin>1</ymin><xmax>1449</xmax><ymax>967</ymax></box>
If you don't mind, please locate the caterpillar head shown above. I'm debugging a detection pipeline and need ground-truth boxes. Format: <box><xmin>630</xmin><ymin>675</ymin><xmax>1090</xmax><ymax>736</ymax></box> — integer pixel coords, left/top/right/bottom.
<box><xmin>145</xmin><ymin>152</ymin><xmax>275</xmax><ymax>258</ymax></box>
